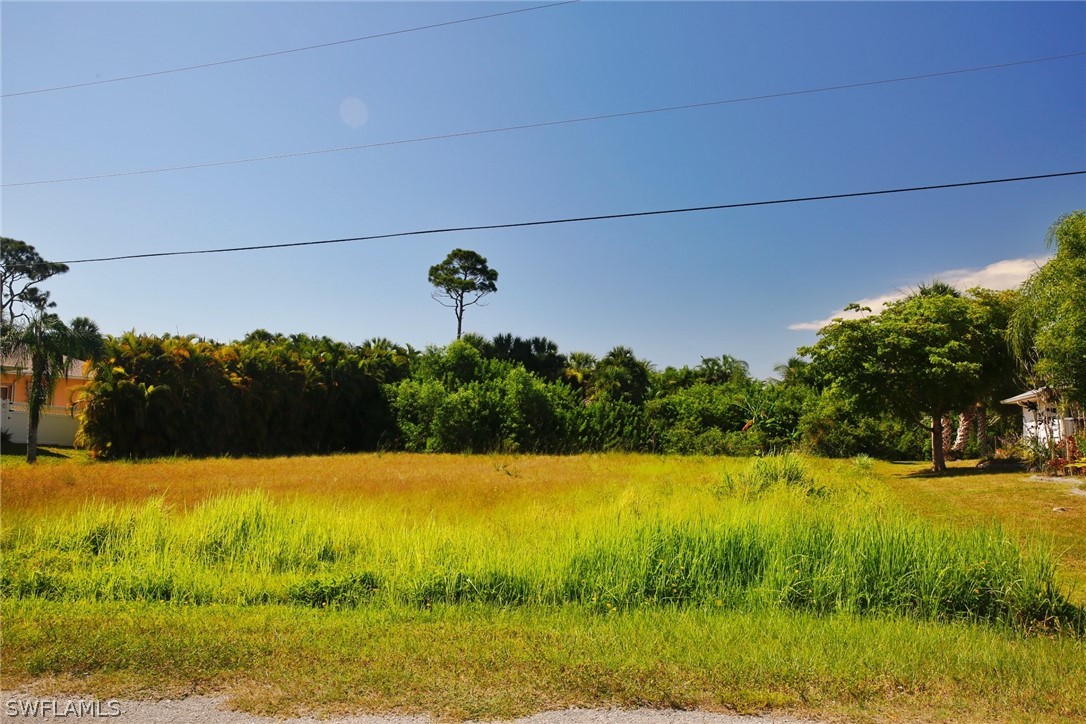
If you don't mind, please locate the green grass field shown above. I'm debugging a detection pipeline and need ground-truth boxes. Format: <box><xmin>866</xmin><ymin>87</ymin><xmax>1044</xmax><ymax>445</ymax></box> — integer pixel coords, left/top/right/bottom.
<box><xmin>2</xmin><ymin>452</ymin><xmax>1085</xmax><ymax>721</ymax></box>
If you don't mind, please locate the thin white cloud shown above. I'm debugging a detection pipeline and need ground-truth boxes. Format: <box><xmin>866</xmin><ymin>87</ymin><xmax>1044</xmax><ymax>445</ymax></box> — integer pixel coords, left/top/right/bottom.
<box><xmin>787</xmin><ymin>293</ymin><xmax>899</xmax><ymax>331</ymax></box>
<box><xmin>937</xmin><ymin>257</ymin><xmax>1049</xmax><ymax>290</ymax></box>
<box><xmin>788</xmin><ymin>256</ymin><xmax>1049</xmax><ymax>332</ymax></box>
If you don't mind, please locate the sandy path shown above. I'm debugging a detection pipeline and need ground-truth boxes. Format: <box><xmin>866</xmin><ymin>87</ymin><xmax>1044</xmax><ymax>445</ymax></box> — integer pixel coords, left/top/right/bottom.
<box><xmin>0</xmin><ymin>693</ymin><xmax>819</xmax><ymax>723</ymax></box>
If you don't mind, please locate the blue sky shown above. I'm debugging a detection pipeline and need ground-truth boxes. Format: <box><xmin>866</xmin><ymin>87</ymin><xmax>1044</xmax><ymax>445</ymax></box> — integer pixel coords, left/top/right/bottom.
<box><xmin>3</xmin><ymin>1</ymin><xmax>1084</xmax><ymax>377</ymax></box>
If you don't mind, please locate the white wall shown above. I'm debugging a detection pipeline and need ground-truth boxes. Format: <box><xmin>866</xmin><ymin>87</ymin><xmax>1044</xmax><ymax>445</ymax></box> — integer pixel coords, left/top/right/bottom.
<box><xmin>0</xmin><ymin>401</ymin><xmax>79</xmax><ymax>447</ymax></box>
<box><xmin>1021</xmin><ymin>406</ymin><xmax>1080</xmax><ymax>445</ymax></box>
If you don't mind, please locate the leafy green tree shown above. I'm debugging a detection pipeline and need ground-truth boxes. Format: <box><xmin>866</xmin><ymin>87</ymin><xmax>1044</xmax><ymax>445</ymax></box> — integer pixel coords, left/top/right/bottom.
<box><xmin>798</xmin><ymin>388</ymin><xmax>928</xmax><ymax>460</ymax></box>
<box><xmin>484</xmin><ymin>333</ymin><xmax>567</xmax><ymax>382</ymax></box>
<box><xmin>592</xmin><ymin>346</ymin><xmax>652</xmax><ymax>406</ymax></box>
<box><xmin>645</xmin><ymin>381</ymin><xmax>749</xmax><ymax>454</ymax></box>
<box><xmin>651</xmin><ymin>365</ymin><xmax>702</xmax><ymax>396</ymax></box>
<box><xmin>738</xmin><ymin>380</ymin><xmax>813</xmax><ymax>452</ymax></box>
<box><xmin>458</xmin><ymin>332</ymin><xmax>489</xmax><ymax>351</ymax></box>
<box><xmin>1</xmin><ymin>312</ymin><xmax>101</xmax><ymax>462</ymax></box>
<box><xmin>956</xmin><ymin>288</ymin><xmax>1021</xmax><ymax>456</ymax></box>
<box><xmin>802</xmin><ymin>287</ymin><xmax>989</xmax><ymax>472</ymax></box>
<box><xmin>1010</xmin><ymin>211</ymin><xmax>1086</xmax><ymax>407</ymax></box>
<box><xmin>387</xmin><ymin>341</ymin><xmax>582</xmax><ymax>453</ymax></box>
<box><xmin>645</xmin><ymin>353</ymin><xmax>774</xmax><ymax>455</ymax></box>
<box><xmin>0</xmin><ymin>238</ymin><xmax>69</xmax><ymax>328</ymax></box>
<box><xmin>576</xmin><ymin>398</ymin><xmax>650</xmax><ymax>452</ymax></box>
<box><xmin>413</xmin><ymin>339</ymin><xmax>486</xmax><ymax>387</ymax></box>
<box><xmin>428</xmin><ymin>249</ymin><xmax>498</xmax><ymax>339</ymax></box>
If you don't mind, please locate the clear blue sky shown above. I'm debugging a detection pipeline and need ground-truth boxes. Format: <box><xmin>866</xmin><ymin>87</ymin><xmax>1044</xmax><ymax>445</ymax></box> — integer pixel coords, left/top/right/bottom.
<box><xmin>3</xmin><ymin>1</ymin><xmax>1084</xmax><ymax>377</ymax></box>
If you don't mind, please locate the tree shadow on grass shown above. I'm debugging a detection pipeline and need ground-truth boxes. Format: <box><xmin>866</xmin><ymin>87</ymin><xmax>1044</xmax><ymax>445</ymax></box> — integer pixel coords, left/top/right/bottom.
<box><xmin>905</xmin><ymin>464</ymin><xmax>1028</xmax><ymax>479</ymax></box>
<box><xmin>0</xmin><ymin>443</ymin><xmax>74</xmax><ymax>461</ymax></box>
<box><xmin>886</xmin><ymin>460</ymin><xmax>1027</xmax><ymax>478</ymax></box>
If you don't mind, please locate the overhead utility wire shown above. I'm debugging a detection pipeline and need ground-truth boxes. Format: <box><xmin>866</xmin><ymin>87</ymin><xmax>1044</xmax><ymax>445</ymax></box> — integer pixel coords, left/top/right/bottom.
<box><xmin>1</xmin><ymin>0</ymin><xmax>579</xmax><ymax>98</ymax></box>
<box><xmin>8</xmin><ymin>51</ymin><xmax>1083</xmax><ymax>189</ymax></box>
<box><xmin>58</xmin><ymin>171</ymin><xmax>1085</xmax><ymax>265</ymax></box>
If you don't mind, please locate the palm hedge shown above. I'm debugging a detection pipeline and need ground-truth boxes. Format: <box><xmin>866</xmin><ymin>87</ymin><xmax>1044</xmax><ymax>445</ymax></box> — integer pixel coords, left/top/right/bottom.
<box><xmin>78</xmin><ymin>332</ymin><xmax>407</xmax><ymax>458</ymax></box>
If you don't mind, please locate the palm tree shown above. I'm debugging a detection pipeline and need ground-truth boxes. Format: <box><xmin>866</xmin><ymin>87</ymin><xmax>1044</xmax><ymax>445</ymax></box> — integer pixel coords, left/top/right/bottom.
<box><xmin>772</xmin><ymin>357</ymin><xmax>810</xmax><ymax>386</ymax></box>
<box><xmin>359</xmin><ymin>337</ymin><xmax>413</xmax><ymax>383</ymax></box>
<box><xmin>593</xmin><ymin>346</ymin><xmax>652</xmax><ymax>405</ymax></box>
<box><xmin>564</xmin><ymin>351</ymin><xmax>597</xmax><ymax>399</ymax></box>
<box><xmin>913</xmin><ymin>279</ymin><xmax>962</xmax><ymax>299</ymax></box>
<box><xmin>1</xmin><ymin>312</ymin><xmax>102</xmax><ymax>462</ymax></box>
<box><xmin>697</xmin><ymin>355</ymin><xmax>751</xmax><ymax>386</ymax></box>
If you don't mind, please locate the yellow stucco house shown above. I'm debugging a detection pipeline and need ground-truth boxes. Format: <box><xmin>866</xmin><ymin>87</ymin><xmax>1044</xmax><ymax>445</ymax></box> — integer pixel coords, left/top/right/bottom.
<box><xmin>0</xmin><ymin>357</ymin><xmax>90</xmax><ymax>446</ymax></box>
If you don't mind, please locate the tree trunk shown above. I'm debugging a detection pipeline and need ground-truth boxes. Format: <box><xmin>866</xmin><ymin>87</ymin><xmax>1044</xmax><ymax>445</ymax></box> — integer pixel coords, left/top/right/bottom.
<box><xmin>931</xmin><ymin>414</ymin><xmax>947</xmax><ymax>472</ymax></box>
<box><xmin>976</xmin><ymin>403</ymin><xmax>989</xmax><ymax>458</ymax></box>
<box><xmin>941</xmin><ymin>413</ymin><xmax>954</xmax><ymax>458</ymax></box>
<box><xmin>26</xmin><ymin>355</ymin><xmax>44</xmax><ymax>464</ymax></box>
<box><xmin>952</xmin><ymin>405</ymin><xmax>976</xmax><ymax>456</ymax></box>
<box><xmin>455</xmin><ymin>294</ymin><xmax>464</xmax><ymax>340</ymax></box>
<box><xmin>26</xmin><ymin>411</ymin><xmax>39</xmax><ymax>464</ymax></box>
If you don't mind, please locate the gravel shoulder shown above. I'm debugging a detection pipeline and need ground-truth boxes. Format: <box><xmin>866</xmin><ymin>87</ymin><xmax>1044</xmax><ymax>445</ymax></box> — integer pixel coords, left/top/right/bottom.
<box><xmin>0</xmin><ymin>693</ymin><xmax>820</xmax><ymax>724</ymax></box>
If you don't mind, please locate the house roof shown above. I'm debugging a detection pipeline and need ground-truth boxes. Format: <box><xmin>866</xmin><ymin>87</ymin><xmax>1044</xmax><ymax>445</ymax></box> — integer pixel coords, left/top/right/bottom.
<box><xmin>1000</xmin><ymin>388</ymin><xmax>1055</xmax><ymax>406</ymax></box>
<box><xmin>0</xmin><ymin>356</ymin><xmax>90</xmax><ymax>379</ymax></box>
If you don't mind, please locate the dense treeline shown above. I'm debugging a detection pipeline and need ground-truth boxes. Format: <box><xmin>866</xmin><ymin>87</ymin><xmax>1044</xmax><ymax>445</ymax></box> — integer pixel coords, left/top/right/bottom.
<box><xmin>78</xmin><ymin>328</ymin><xmax>937</xmax><ymax>460</ymax></box>
<box><xmin>78</xmin><ymin>211</ymin><xmax>1086</xmax><ymax>462</ymax></box>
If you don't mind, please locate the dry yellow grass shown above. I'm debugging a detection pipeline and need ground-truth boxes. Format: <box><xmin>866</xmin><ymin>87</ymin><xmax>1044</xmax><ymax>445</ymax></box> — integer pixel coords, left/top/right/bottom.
<box><xmin>1</xmin><ymin>452</ymin><xmax>729</xmax><ymax>514</ymax></box>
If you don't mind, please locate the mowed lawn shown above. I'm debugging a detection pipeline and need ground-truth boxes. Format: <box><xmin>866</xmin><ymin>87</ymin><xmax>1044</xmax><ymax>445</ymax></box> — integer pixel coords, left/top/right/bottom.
<box><xmin>2</xmin><ymin>452</ymin><xmax>1085</xmax><ymax>722</ymax></box>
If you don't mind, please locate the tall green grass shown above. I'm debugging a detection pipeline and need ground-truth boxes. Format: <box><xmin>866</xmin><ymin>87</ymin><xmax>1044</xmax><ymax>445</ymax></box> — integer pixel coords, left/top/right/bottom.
<box><xmin>3</xmin><ymin>455</ymin><xmax>1079</xmax><ymax>631</ymax></box>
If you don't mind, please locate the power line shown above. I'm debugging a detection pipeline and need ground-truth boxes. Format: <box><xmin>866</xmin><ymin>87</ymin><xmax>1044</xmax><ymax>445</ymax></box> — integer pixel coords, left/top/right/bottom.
<box><xmin>58</xmin><ymin>170</ymin><xmax>1086</xmax><ymax>265</ymax></box>
<box><xmin>7</xmin><ymin>51</ymin><xmax>1083</xmax><ymax>189</ymax></box>
<box><xmin>1</xmin><ymin>1</ymin><xmax>579</xmax><ymax>99</ymax></box>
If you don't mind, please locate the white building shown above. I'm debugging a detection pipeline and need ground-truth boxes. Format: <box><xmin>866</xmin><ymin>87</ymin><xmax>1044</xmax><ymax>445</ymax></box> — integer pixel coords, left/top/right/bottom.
<box><xmin>1000</xmin><ymin>388</ymin><xmax>1081</xmax><ymax>444</ymax></box>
